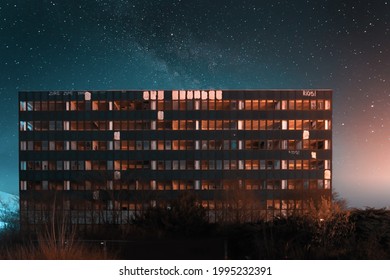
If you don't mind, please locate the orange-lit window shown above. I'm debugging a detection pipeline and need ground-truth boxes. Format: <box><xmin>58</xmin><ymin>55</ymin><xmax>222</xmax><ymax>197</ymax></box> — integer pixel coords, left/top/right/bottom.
<box><xmin>266</xmin><ymin>100</ymin><xmax>276</xmax><ymax>110</ymax></box>
<box><xmin>179</xmin><ymin>120</ymin><xmax>186</xmax><ymax>130</ymax></box>
<box><xmin>201</xmin><ymin>120</ymin><xmax>208</xmax><ymax>130</ymax></box>
<box><xmin>260</xmin><ymin>120</ymin><xmax>266</xmax><ymax>130</ymax></box>
<box><xmin>295</xmin><ymin>100</ymin><xmax>302</xmax><ymax>110</ymax></box>
<box><xmin>201</xmin><ymin>100</ymin><xmax>208</xmax><ymax>110</ymax></box>
<box><xmin>303</xmin><ymin>100</ymin><xmax>310</xmax><ymax>110</ymax></box>
<box><xmin>222</xmin><ymin>100</ymin><xmax>230</xmax><ymax>110</ymax></box>
<box><xmin>179</xmin><ymin>101</ymin><xmax>186</xmax><ymax>110</ymax></box>
<box><xmin>295</xmin><ymin>120</ymin><xmax>302</xmax><ymax>130</ymax></box>
<box><xmin>266</xmin><ymin>120</ymin><xmax>273</xmax><ymax>130</ymax></box>
<box><xmin>215</xmin><ymin>100</ymin><xmax>223</xmax><ymax>110</ymax></box>
<box><xmin>208</xmin><ymin>120</ymin><xmax>215</xmax><ymax>130</ymax></box>
<box><xmin>303</xmin><ymin>120</ymin><xmax>310</xmax><ymax>130</ymax></box>
<box><xmin>245</xmin><ymin>120</ymin><xmax>251</xmax><ymax>130</ymax></box>
<box><xmin>172</xmin><ymin>140</ymin><xmax>179</xmax><ymax>150</ymax></box>
<box><xmin>157</xmin><ymin>101</ymin><xmax>164</xmax><ymax>110</ymax></box>
<box><xmin>209</xmin><ymin>100</ymin><xmax>215</xmax><ymax>110</ymax></box>
<box><xmin>288</xmin><ymin>120</ymin><xmax>295</xmax><ymax>130</ymax></box>
<box><xmin>260</xmin><ymin>100</ymin><xmax>267</xmax><ymax>110</ymax></box>
<box><xmin>288</xmin><ymin>100</ymin><xmax>294</xmax><ymax>110</ymax></box>
<box><xmin>245</xmin><ymin>100</ymin><xmax>252</xmax><ymax>110</ymax></box>
<box><xmin>179</xmin><ymin>140</ymin><xmax>186</xmax><ymax>150</ymax></box>
<box><xmin>216</xmin><ymin>120</ymin><xmax>223</xmax><ymax>130</ymax></box>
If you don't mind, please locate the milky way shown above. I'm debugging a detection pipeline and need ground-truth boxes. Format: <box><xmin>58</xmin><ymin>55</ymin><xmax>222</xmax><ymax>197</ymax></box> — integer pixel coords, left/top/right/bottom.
<box><xmin>0</xmin><ymin>0</ymin><xmax>389</xmax><ymax>207</ymax></box>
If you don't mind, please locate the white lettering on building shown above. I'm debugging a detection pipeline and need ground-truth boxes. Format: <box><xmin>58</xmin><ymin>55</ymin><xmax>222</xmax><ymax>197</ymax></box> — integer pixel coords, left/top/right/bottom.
<box><xmin>303</xmin><ymin>90</ymin><xmax>316</xmax><ymax>97</ymax></box>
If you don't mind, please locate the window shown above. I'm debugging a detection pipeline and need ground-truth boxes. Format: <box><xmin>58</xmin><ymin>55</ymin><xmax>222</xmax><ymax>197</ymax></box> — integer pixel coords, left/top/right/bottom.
<box><xmin>288</xmin><ymin>120</ymin><xmax>295</xmax><ymax>130</ymax></box>
<box><xmin>303</xmin><ymin>100</ymin><xmax>310</xmax><ymax>110</ymax></box>
<box><xmin>295</xmin><ymin>100</ymin><xmax>302</xmax><ymax>110</ymax></box>
<box><xmin>310</xmin><ymin>100</ymin><xmax>317</xmax><ymax>110</ymax></box>
<box><xmin>19</xmin><ymin>121</ymin><xmax>26</xmax><ymax>131</ymax></box>
<box><xmin>56</xmin><ymin>161</ymin><xmax>63</xmax><ymax>170</ymax></box>
<box><xmin>325</xmin><ymin>100</ymin><xmax>331</xmax><ymax>110</ymax></box>
<box><xmin>20</xmin><ymin>141</ymin><xmax>27</xmax><ymax>151</ymax></box>
<box><xmin>27</xmin><ymin>101</ymin><xmax>33</xmax><ymax>111</ymax></box>
<box><xmin>20</xmin><ymin>161</ymin><xmax>26</xmax><ymax>170</ymax></box>
<box><xmin>20</xmin><ymin>101</ymin><xmax>27</xmax><ymax>111</ymax></box>
<box><xmin>288</xmin><ymin>100</ymin><xmax>295</xmax><ymax>110</ymax></box>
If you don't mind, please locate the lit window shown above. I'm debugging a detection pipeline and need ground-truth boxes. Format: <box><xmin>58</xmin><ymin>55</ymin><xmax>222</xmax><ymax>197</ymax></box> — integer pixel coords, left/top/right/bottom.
<box><xmin>19</xmin><ymin>101</ymin><xmax>26</xmax><ymax>111</ymax></box>
<box><xmin>27</xmin><ymin>101</ymin><xmax>33</xmax><ymax>111</ymax></box>
<box><xmin>325</xmin><ymin>100</ymin><xmax>331</xmax><ymax>110</ymax></box>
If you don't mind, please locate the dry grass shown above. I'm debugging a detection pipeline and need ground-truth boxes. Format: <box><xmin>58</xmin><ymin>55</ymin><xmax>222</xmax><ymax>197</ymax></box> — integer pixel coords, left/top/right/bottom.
<box><xmin>3</xmin><ymin>239</ymin><xmax>109</xmax><ymax>260</ymax></box>
<box><xmin>1</xmin><ymin>212</ymin><xmax>115</xmax><ymax>260</ymax></box>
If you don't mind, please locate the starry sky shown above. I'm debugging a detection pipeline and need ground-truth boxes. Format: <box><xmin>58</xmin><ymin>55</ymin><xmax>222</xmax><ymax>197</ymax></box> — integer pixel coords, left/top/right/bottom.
<box><xmin>0</xmin><ymin>0</ymin><xmax>389</xmax><ymax>208</ymax></box>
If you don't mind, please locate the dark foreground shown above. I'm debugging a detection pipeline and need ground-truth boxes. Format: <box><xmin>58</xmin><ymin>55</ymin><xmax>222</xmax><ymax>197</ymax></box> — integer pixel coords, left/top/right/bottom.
<box><xmin>1</xmin><ymin>207</ymin><xmax>390</xmax><ymax>260</ymax></box>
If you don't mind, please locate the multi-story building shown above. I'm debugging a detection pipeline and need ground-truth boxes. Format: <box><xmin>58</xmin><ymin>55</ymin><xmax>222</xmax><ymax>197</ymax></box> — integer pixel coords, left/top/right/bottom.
<box><xmin>19</xmin><ymin>89</ymin><xmax>332</xmax><ymax>229</ymax></box>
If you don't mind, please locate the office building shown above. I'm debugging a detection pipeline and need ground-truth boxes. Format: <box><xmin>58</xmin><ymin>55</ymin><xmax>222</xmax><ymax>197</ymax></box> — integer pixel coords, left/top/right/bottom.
<box><xmin>19</xmin><ymin>89</ymin><xmax>332</xmax><ymax>228</ymax></box>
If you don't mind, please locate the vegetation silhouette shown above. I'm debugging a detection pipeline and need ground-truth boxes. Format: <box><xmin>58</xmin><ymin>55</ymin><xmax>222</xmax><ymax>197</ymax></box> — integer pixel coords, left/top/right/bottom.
<box><xmin>1</xmin><ymin>192</ymin><xmax>390</xmax><ymax>259</ymax></box>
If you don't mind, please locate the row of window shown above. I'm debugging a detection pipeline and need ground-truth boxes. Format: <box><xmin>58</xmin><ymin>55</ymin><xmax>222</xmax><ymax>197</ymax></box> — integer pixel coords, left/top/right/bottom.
<box><xmin>21</xmin><ymin>199</ymin><xmax>321</xmax><ymax>212</ymax></box>
<box><xmin>20</xmin><ymin>119</ymin><xmax>332</xmax><ymax>131</ymax></box>
<box><xmin>21</xmin><ymin>159</ymin><xmax>331</xmax><ymax>171</ymax></box>
<box><xmin>20</xmin><ymin>199</ymin><xmax>327</xmax><ymax>225</ymax></box>
<box><xmin>20</xmin><ymin>198</ymin><xmax>322</xmax><ymax>212</ymax></box>
<box><xmin>20</xmin><ymin>99</ymin><xmax>332</xmax><ymax>112</ymax></box>
<box><xmin>20</xmin><ymin>178</ymin><xmax>331</xmax><ymax>191</ymax></box>
<box><xmin>20</xmin><ymin>139</ymin><xmax>331</xmax><ymax>152</ymax></box>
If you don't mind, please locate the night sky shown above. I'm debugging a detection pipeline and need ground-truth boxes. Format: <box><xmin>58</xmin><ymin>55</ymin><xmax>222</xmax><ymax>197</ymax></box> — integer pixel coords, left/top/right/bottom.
<box><xmin>0</xmin><ymin>0</ymin><xmax>389</xmax><ymax>208</ymax></box>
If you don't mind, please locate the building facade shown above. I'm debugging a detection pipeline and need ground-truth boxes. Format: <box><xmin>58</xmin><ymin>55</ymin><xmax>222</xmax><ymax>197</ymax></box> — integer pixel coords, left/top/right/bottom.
<box><xmin>19</xmin><ymin>89</ymin><xmax>332</xmax><ymax>228</ymax></box>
